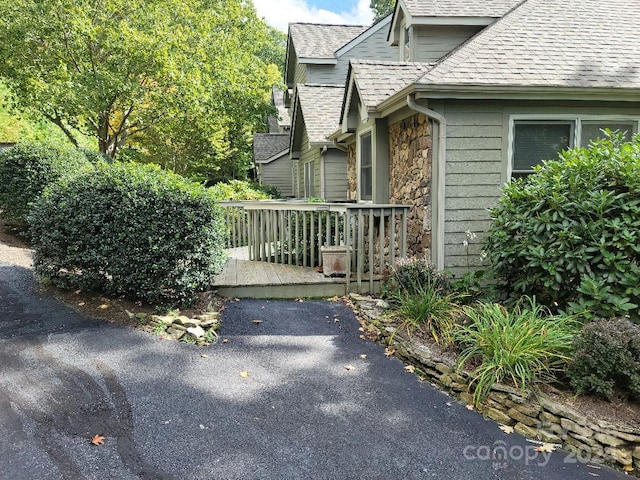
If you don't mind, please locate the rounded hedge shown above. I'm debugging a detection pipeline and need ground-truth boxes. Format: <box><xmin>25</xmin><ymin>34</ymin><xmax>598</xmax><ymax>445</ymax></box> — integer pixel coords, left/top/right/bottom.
<box><xmin>29</xmin><ymin>161</ymin><xmax>228</xmax><ymax>306</ymax></box>
<box><xmin>485</xmin><ymin>132</ymin><xmax>640</xmax><ymax>320</ymax></box>
<box><xmin>0</xmin><ymin>142</ymin><xmax>89</xmax><ymax>224</ymax></box>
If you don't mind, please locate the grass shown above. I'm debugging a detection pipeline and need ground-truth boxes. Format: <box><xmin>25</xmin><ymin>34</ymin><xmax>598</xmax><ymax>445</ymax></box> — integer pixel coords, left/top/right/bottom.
<box><xmin>454</xmin><ymin>297</ymin><xmax>579</xmax><ymax>404</ymax></box>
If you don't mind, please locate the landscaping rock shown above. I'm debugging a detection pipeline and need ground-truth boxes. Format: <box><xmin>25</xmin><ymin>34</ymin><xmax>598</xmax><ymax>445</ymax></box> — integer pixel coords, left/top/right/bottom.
<box><xmin>166</xmin><ymin>326</ymin><xmax>185</xmax><ymax>340</ymax></box>
<box><xmin>485</xmin><ymin>407</ymin><xmax>513</xmax><ymax>426</ymax></box>
<box><xmin>560</xmin><ymin>418</ymin><xmax>594</xmax><ymax>438</ymax></box>
<box><xmin>595</xmin><ymin>433</ymin><xmax>627</xmax><ymax>448</ymax></box>
<box><xmin>187</xmin><ymin>326</ymin><xmax>206</xmax><ymax>338</ymax></box>
<box><xmin>514</xmin><ymin>422</ymin><xmax>538</xmax><ymax>439</ymax></box>
<box><xmin>605</xmin><ymin>447</ymin><xmax>633</xmax><ymax>466</ymax></box>
<box><xmin>539</xmin><ymin>399</ymin><xmax>586</xmax><ymax>425</ymax></box>
<box><xmin>507</xmin><ymin>408</ymin><xmax>538</xmax><ymax>427</ymax></box>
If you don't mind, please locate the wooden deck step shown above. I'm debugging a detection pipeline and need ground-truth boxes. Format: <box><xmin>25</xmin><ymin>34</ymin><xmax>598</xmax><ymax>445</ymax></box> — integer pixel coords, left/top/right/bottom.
<box><xmin>212</xmin><ymin>248</ymin><xmax>382</xmax><ymax>299</ymax></box>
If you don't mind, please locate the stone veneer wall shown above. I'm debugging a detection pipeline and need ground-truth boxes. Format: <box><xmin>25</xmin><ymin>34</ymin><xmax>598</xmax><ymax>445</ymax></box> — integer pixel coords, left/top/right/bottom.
<box><xmin>353</xmin><ymin>294</ymin><xmax>640</xmax><ymax>473</ymax></box>
<box><xmin>388</xmin><ymin>113</ymin><xmax>432</xmax><ymax>260</ymax></box>
<box><xmin>347</xmin><ymin>144</ymin><xmax>357</xmax><ymax>201</ymax></box>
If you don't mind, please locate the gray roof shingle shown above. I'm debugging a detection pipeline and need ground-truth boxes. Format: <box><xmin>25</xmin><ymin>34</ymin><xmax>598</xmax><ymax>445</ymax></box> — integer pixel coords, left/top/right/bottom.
<box><xmin>402</xmin><ymin>0</ymin><xmax>522</xmax><ymax>18</ymax></box>
<box><xmin>253</xmin><ymin>134</ymin><xmax>290</xmax><ymax>162</ymax></box>
<box><xmin>289</xmin><ymin>23</ymin><xmax>369</xmax><ymax>59</ymax></box>
<box><xmin>297</xmin><ymin>85</ymin><xmax>345</xmax><ymax>144</ymax></box>
<box><xmin>350</xmin><ymin>60</ymin><xmax>432</xmax><ymax>108</ymax></box>
<box><xmin>418</xmin><ymin>0</ymin><xmax>640</xmax><ymax>90</ymax></box>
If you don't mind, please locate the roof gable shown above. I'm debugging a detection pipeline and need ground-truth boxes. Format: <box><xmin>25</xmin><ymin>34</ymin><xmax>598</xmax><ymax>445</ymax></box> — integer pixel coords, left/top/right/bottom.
<box><xmin>253</xmin><ymin>134</ymin><xmax>290</xmax><ymax>162</ymax></box>
<box><xmin>417</xmin><ymin>0</ymin><xmax>640</xmax><ymax>93</ymax></box>
<box><xmin>289</xmin><ymin>23</ymin><xmax>369</xmax><ymax>61</ymax></box>
<box><xmin>292</xmin><ymin>84</ymin><xmax>345</xmax><ymax>149</ymax></box>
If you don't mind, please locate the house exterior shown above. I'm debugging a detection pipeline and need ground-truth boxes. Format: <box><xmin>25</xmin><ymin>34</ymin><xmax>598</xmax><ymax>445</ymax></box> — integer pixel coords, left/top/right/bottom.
<box><xmin>282</xmin><ymin>17</ymin><xmax>398</xmax><ymax>201</ymax></box>
<box><xmin>253</xmin><ymin>132</ymin><xmax>292</xmax><ymax>196</ymax></box>
<box><xmin>330</xmin><ymin>0</ymin><xmax>640</xmax><ymax>276</ymax></box>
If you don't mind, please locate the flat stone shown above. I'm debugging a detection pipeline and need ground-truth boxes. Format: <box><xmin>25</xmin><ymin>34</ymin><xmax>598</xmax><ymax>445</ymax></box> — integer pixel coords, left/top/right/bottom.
<box><xmin>571</xmin><ymin>433</ymin><xmax>599</xmax><ymax>448</ymax></box>
<box><xmin>349</xmin><ymin>293</ymin><xmax>373</xmax><ymax>302</ymax></box>
<box><xmin>166</xmin><ymin>326</ymin><xmax>185</xmax><ymax>340</ymax></box>
<box><xmin>540</xmin><ymin>412</ymin><xmax>560</xmax><ymax>425</ymax></box>
<box><xmin>151</xmin><ymin>315</ymin><xmax>175</xmax><ymax>326</ymax></box>
<box><xmin>540</xmin><ymin>398</ymin><xmax>587</xmax><ymax>426</ymax></box>
<box><xmin>125</xmin><ymin>310</ymin><xmax>135</xmax><ymax>320</ymax></box>
<box><xmin>488</xmin><ymin>392</ymin><xmax>508</xmax><ymax>403</ymax></box>
<box><xmin>507</xmin><ymin>408</ymin><xmax>538</xmax><ymax>427</ymax></box>
<box><xmin>633</xmin><ymin>446</ymin><xmax>640</xmax><ymax>460</ymax></box>
<box><xmin>610</xmin><ymin>430</ymin><xmax>640</xmax><ymax>443</ymax></box>
<box><xmin>195</xmin><ymin>312</ymin><xmax>220</xmax><ymax>322</ymax></box>
<box><xmin>459</xmin><ymin>392</ymin><xmax>475</xmax><ymax>406</ymax></box>
<box><xmin>491</xmin><ymin>383</ymin><xmax>520</xmax><ymax>395</ymax></box>
<box><xmin>135</xmin><ymin>313</ymin><xmax>147</xmax><ymax>320</ymax></box>
<box><xmin>537</xmin><ymin>430</ymin><xmax>562</xmax><ymax>444</ymax></box>
<box><xmin>173</xmin><ymin>316</ymin><xmax>201</xmax><ymax>327</ymax></box>
<box><xmin>200</xmin><ymin>318</ymin><xmax>220</xmax><ymax>328</ymax></box>
<box><xmin>187</xmin><ymin>326</ymin><xmax>206</xmax><ymax>338</ymax></box>
<box><xmin>514</xmin><ymin>402</ymin><xmax>541</xmax><ymax>418</ymax></box>
<box><xmin>561</xmin><ymin>418</ymin><xmax>594</xmax><ymax>438</ymax></box>
<box><xmin>514</xmin><ymin>422</ymin><xmax>538</xmax><ymax>439</ymax></box>
<box><xmin>485</xmin><ymin>407</ymin><xmax>514</xmax><ymax>426</ymax></box>
<box><xmin>605</xmin><ymin>447</ymin><xmax>633</xmax><ymax>466</ymax></box>
<box><xmin>376</xmin><ymin>300</ymin><xmax>389</xmax><ymax>309</ymax></box>
<box><xmin>435</xmin><ymin>363</ymin><xmax>453</xmax><ymax>374</ymax></box>
<box><xmin>594</xmin><ymin>432</ymin><xmax>627</xmax><ymax>447</ymax></box>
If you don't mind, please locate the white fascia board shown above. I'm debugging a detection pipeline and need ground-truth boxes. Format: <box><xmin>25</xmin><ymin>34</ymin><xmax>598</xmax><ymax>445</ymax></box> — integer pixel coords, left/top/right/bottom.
<box><xmin>255</xmin><ymin>148</ymin><xmax>290</xmax><ymax>165</ymax></box>
<box><xmin>410</xmin><ymin>16</ymin><xmax>495</xmax><ymax>26</ymax></box>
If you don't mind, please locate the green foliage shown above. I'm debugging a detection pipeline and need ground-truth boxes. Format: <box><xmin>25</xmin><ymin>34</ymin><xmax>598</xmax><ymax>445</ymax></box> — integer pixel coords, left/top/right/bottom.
<box><xmin>0</xmin><ymin>0</ymin><xmax>283</xmax><ymax>182</ymax></box>
<box><xmin>454</xmin><ymin>298</ymin><xmax>578</xmax><ymax>404</ymax></box>
<box><xmin>0</xmin><ymin>142</ymin><xmax>89</xmax><ymax>224</ymax></box>
<box><xmin>450</xmin><ymin>270</ymin><xmax>495</xmax><ymax>305</ymax></box>
<box><xmin>391</xmin><ymin>257</ymin><xmax>451</xmax><ymax>295</ymax></box>
<box><xmin>28</xmin><ymin>162</ymin><xmax>227</xmax><ymax>306</ymax></box>
<box><xmin>370</xmin><ymin>0</ymin><xmax>395</xmax><ymax>21</ymax></box>
<box><xmin>567</xmin><ymin>318</ymin><xmax>640</xmax><ymax>400</ymax></box>
<box><xmin>485</xmin><ymin>132</ymin><xmax>640</xmax><ymax>320</ymax></box>
<box><xmin>210</xmin><ymin>180</ymin><xmax>274</xmax><ymax>201</ymax></box>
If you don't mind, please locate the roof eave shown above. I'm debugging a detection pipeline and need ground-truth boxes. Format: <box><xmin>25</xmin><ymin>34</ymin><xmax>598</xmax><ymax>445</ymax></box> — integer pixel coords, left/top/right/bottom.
<box><xmin>410</xmin><ymin>16</ymin><xmax>497</xmax><ymax>26</ymax></box>
<box><xmin>413</xmin><ymin>84</ymin><xmax>640</xmax><ymax>101</ymax></box>
<box><xmin>298</xmin><ymin>57</ymin><xmax>338</xmax><ymax>65</ymax></box>
<box><xmin>255</xmin><ymin>148</ymin><xmax>290</xmax><ymax>165</ymax></box>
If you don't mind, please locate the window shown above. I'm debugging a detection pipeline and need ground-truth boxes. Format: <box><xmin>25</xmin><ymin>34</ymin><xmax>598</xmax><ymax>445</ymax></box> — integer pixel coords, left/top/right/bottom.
<box><xmin>512</xmin><ymin>121</ymin><xmax>573</xmax><ymax>178</ymax></box>
<box><xmin>511</xmin><ymin>118</ymin><xmax>638</xmax><ymax>178</ymax></box>
<box><xmin>580</xmin><ymin>121</ymin><xmax>634</xmax><ymax>147</ymax></box>
<box><xmin>304</xmin><ymin>161</ymin><xmax>315</xmax><ymax>198</ymax></box>
<box><xmin>360</xmin><ymin>132</ymin><xmax>372</xmax><ymax>201</ymax></box>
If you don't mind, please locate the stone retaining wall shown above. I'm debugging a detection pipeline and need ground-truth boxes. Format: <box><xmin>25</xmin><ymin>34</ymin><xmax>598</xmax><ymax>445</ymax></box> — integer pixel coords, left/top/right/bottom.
<box><xmin>351</xmin><ymin>294</ymin><xmax>640</xmax><ymax>473</ymax></box>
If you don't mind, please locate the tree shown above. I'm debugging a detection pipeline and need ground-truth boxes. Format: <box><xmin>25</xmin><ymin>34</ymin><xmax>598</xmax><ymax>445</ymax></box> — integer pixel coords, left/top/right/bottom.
<box><xmin>370</xmin><ymin>0</ymin><xmax>395</xmax><ymax>22</ymax></box>
<box><xmin>0</xmin><ymin>0</ymin><xmax>282</xmax><ymax>182</ymax></box>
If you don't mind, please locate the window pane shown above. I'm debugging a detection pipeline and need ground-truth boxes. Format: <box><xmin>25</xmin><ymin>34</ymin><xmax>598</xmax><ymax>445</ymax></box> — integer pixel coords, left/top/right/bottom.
<box><xmin>581</xmin><ymin>122</ymin><xmax>634</xmax><ymax>147</ymax></box>
<box><xmin>513</xmin><ymin>122</ymin><xmax>573</xmax><ymax>172</ymax></box>
<box><xmin>360</xmin><ymin>133</ymin><xmax>372</xmax><ymax>200</ymax></box>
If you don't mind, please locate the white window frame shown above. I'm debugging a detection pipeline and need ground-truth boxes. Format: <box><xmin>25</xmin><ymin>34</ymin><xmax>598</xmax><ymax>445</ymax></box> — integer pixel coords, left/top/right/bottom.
<box><xmin>508</xmin><ymin>115</ymin><xmax>639</xmax><ymax>179</ymax></box>
<box><xmin>357</xmin><ymin>128</ymin><xmax>373</xmax><ymax>202</ymax></box>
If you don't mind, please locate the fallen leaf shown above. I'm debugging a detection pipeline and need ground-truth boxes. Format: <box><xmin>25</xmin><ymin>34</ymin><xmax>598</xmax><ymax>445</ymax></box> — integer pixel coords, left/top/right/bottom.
<box><xmin>358</xmin><ymin>327</ymin><xmax>365</xmax><ymax>332</ymax></box>
<box><xmin>219</xmin><ymin>305</ymin><xmax>226</xmax><ymax>311</ymax></box>
<box><xmin>359</xmin><ymin>354</ymin><xmax>367</xmax><ymax>359</ymax></box>
<box><xmin>77</xmin><ymin>302</ymin><xmax>85</xmax><ymax>307</ymax></box>
<box><xmin>222</xmin><ymin>338</ymin><xmax>229</xmax><ymax>344</ymax></box>
<box><xmin>623</xmin><ymin>465</ymin><xmax>634</xmax><ymax>472</ymax></box>
<box><xmin>418</xmin><ymin>376</ymin><xmax>426</xmax><ymax>382</ymax></box>
<box><xmin>74</xmin><ymin>290</ymin><xmax>81</xmax><ymax>295</ymax></box>
<box><xmin>252</xmin><ymin>319</ymin><xmax>263</xmax><ymax>325</ymax></box>
<box><xmin>359</xmin><ymin>335</ymin><xmax>366</xmax><ymax>340</ymax></box>
<box><xmin>499</xmin><ymin>425</ymin><xmax>514</xmax><ymax>434</ymax></box>
<box><xmin>344</xmin><ymin>365</ymin><xmax>355</xmax><ymax>371</ymax></box>
<box><xmin>240</xmin><ymin>371</ymin><xmax>250</xmax><ymax>378</ymax></box>
<box><xmin>384</xmin><ymin>347</ymin><xmax>396</xmax><ymax>356</ymax></box>
<box><xmin>296</xmin><ymin>298</ymin><xmax>304</xmax><ymax>302</ymax></box>
<box><xmin>534</xmin><ymin>443</ymin><xmax>557</xmax><ymax>452</ymax></box>
<box><xmin>91</xmin><ymin>434</ymin><xmax>105</xmax><ymax>446</ymax></box>
<box><xmin>200</xmin><ymin>354</ymin><xmax>208</xmax><ymax>359</ymax></box>
<box><xmin>466</xmin><ymin>404</ymin><xmax>475</xmax><ymax>411</ymax></box>
<box><xmin>404</xmin><ymin>365</ymin><xmax>415</xmax><ymax>373</ymax></box>
<box><xmin>98</xmin><ymin>304</ymin><xmax>109</xmax><ymax>310</ymax></box>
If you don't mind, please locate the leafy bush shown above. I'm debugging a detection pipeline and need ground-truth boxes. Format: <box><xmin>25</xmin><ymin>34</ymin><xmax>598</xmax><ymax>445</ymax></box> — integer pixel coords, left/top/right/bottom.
<box><xmin>0</xmin><ymin>141</ymin><xmax>88</xmax><ymax>224</ymax></box>
<box><xmin>485</xmin><ymin>132</ymin><xmax>640</xmax><ymax>320</ymax></box>
<box><xmin>567</xmin><ymin>318</ymin><xmax>640</xmax><ymax>400</ymax></box>
<box><xmin>454</xmin><ymin>297</ymin><xmax>578</xmax><ymax>404</ymax></box>
<box><xmin>210</xmin><ymin>179</ymin><xmax>274</xmax><ymax>201</ymax></box>
<box><xmin>29</xmin><ymin>162</ymin><xmax>227</xmax><ymax>306</ymax></box>
<box><xmin>391</xmin><ymin>257</ymin><xmax>451</xmax><ymax>295</ymax></box>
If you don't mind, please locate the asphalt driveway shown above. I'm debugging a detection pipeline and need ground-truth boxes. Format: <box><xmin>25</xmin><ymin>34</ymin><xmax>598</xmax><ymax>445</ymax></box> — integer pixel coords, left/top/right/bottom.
<box><xmin>0</xmin><ymin>260</ymin><xmax>628</xmax><ymax>479</ymax></box>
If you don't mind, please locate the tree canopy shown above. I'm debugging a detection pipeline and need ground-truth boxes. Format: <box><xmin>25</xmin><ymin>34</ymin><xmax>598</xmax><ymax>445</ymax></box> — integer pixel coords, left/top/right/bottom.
<box><xmin>0</xmin><ymin>0</ymin><xmax>284</xmax><ymax>183</ymax></box>
<box><xmin>370</xmin><ymin>0</ymin><xmax>395</xmax><ymax>22</ymax></box>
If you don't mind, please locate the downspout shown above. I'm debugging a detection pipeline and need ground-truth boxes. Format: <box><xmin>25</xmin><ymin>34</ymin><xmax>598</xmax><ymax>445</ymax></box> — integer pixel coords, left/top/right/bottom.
<box><xmin>406</xmin><ymin>94</ymin><xmax>446</xmax><ymax>271</ymax></box>
<box><xmin>320</xmin><ymin>145</ymin><xmax>328</xmax><ymax>199</ymax></box>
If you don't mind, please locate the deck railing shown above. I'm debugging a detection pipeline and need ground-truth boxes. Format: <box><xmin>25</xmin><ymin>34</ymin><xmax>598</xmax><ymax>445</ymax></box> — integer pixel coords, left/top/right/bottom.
<box><xmin>219</xmin><ymin>201</ymin><xmax>411</xmax><ymax>293</ymax></box>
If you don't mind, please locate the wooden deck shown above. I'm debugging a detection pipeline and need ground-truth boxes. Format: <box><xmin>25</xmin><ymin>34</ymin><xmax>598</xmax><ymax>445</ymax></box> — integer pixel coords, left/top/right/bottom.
<box><xmin>212</xmin><ymin>248</ymin><xmax>382</xmax><ymax>299</ymax></box>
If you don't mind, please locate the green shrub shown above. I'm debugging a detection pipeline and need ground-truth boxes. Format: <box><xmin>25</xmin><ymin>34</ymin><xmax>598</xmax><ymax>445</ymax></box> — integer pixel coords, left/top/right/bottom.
<box><xmin>567</xmin><ymin>318</ymin><xmax>640</xmax><ymax>400</ymax></box>
<box><xmin>454</xmin><ymin>297</ymin><xmax>578</xmax><ymax>404</ymax></box>
<box><xmin>391</xmin><ymin>257</ymin><xmax>451</xmax><ymax>295</ymax></box>
<box><xmin>485</xmin><ymin>132</ymin><xmax>640</xmax><ymax>320</ymax></box>
<box><xmin>210</xmin><ymin>179</ymin><xmax>274</xmax><ymax>201</ymax></box>
<box><xmin>0</xmin><ymin>141</ymin><xmax>88</xmax><ymax>224</ymax></box>
<box><xmin>28</xmin><ymin>162</ymin><xmax>227</xmax><ymax>306</ymax></box>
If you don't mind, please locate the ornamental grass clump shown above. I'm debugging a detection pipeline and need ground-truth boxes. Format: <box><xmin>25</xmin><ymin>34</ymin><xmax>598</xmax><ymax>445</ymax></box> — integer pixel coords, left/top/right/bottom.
<box><xmin>388</xmin><ymin>258</ymin><xmax>459</xmax><ymax>345</ymax></box>
<box><xmin>28</xmin><ymin>161</ymin><xmax>227</xmax><ymax>306</ymax></box>
<box><xmin>485</xmin><ymin>131</ymin><xmax>640</xmax><ymax>320</ymax></box>
<box><xmin>454</xmin><ymin>297</ymin><xmax>578</xmax><ymax>404</ymax></box>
